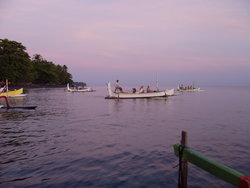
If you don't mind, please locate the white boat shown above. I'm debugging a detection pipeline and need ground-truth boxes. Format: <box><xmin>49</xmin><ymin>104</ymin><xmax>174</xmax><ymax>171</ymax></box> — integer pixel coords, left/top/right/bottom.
<box><xmin>106</xmin><ymin>82</ymin><xmax>174</xmax><ymax>99</ymax></box>
<box><xmin>67</xmin><ymin>83</ymin><xmax>94</xmax><ymax>92</ymax></box>
<box><xmin>177</xmin><ymin>85</ymin><xmax>201</xmax><ymax>92</ymax></box>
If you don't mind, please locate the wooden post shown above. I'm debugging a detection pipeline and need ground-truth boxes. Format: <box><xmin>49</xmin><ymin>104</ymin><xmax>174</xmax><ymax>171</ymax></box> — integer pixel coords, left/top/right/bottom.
<box><xmin>181</xmin><ymin>131</ymin><xmax>188</xmax><ymax>188</ymax></box>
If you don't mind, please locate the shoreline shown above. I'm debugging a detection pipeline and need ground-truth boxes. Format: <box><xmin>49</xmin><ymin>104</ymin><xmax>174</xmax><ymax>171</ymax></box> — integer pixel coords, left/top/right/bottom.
<box><xmin>8</xmin><ymin>84</ymin><xmax>66</xmax><ymax>89</ymax></box>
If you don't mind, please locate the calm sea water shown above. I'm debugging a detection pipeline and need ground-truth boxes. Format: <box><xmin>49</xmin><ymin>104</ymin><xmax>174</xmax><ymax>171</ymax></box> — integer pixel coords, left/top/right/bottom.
<box><xmin>0</xmin><ymin>86</ymin><xmax>249</xmax><ymax>188</ymax></box>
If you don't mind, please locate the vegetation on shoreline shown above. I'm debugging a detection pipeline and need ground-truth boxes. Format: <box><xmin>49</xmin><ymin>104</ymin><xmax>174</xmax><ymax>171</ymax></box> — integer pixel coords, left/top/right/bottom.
<box><xmin>0</xmin><ymin>38</ymin><xmax>73</xmax><ymax>86</ymax></box>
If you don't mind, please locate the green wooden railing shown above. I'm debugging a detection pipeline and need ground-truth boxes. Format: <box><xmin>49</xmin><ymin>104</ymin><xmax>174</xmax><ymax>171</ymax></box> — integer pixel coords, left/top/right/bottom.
<box><xmin>173</xmin><ymin>144</ymin><xmax>246</xmax><ymax>187</ymax></box>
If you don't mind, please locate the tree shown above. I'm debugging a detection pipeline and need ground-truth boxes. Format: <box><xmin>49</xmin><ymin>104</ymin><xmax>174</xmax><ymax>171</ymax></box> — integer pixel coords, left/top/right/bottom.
<box><xmin>0</xmin><ymin>39</ymin><xmax>73</xmax><ymax>85</ymax></box>
<box><xmin>31</xmin><ymin>54</ymin><xmax>73</xmax><ymax>84</ymax></box>
<box><xmin>56</xmin><ymin>65</ymin><xmax>73</xmax><ymax>84</ymax></box>
<box><xmin>0</xmin><ymin>38</ymin><xmax>32</xmax><ymax>83</ymax></box>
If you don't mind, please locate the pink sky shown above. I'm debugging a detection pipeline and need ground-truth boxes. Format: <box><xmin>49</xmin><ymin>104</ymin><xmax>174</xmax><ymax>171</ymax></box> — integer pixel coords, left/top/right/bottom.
<box><xmin>0</xmin><ymin>0</ymin><xmax>250</xmax><ymax>86</ymax></box>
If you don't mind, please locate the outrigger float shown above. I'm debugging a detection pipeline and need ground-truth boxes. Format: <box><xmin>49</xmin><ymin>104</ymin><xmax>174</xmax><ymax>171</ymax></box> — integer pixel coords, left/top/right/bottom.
<box><xmin>174</xmin><ymin>131</ymin><xmax>250</xmax><ymax>188</ymax></box>
<box><xmin>0</xmin><ymin>96</ymin><xmax>37</xmax><ymax>110</ymax></box>
<box><xmin>105</xmin><ymin>82</ymin><xmax>174</xmax><ymax>99</ymax></box>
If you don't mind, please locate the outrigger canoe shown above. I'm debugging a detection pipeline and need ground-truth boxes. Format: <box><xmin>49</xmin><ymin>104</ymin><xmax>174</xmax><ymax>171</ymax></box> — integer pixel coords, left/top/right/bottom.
<box><xmin>0</xmin><ymin>79</ymin><xmax>27</xmax><ymax>97</ymax></box>
<box><xmin>0</xmin><ymin>88</ymin><xmax>27</xmax><ymax>97</ymax></box>
<box><xmin>105</xmin><ymin>82</ymin><xmax>174</xmax><ymax>99</ymax></box>
<box><xmin>67</xmin><ymin>83</ymin><xmax>94</xmax><ymax>92</ymax></box>
<box><xmin>177</xmin><ymin>84</ymin><xmax>201</xmax><ymax>91</ymax></box>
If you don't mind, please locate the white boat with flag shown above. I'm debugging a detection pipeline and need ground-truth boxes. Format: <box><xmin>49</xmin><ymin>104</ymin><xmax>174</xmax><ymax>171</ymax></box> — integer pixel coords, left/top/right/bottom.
<box><xmin>105</xmin><ymin>82</ymin><xmax>174</xmax><ymax>99</ymax></box>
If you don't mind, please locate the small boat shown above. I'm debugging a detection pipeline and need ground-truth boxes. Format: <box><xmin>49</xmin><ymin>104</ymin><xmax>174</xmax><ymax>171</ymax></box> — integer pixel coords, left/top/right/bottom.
<box><xmin>67</xmin><ymin>83</ymin><xmax>94</xmax><ymax>92</ymax></box>
<box><xmin>177</xmin><ymin>85</ymin><xmax>201</xmax><ymax>92</ymax></box>
<box><xmin>0</xmin><ymin>80</ymin><xmax>27</xmax><ymax>97</ymax></box>
<box><xmin>105</xmin><ymin>82</ymin><xmax>174</xmax><ymax>99</ymax></box>
<box><xmin>0</xmin><ymin>88</ymin><xmax>26</xmax><ymax>97</ymax></box>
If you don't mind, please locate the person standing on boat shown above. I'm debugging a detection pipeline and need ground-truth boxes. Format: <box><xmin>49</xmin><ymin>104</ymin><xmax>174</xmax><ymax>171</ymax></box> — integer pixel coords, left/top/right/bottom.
<box><xmin>139</xmin><ymin>86</ymin><xmax>144</xmax><ymax>93</ymax></box>
<box><xmin>146</xmin><ymin>85</ymin><xmax>153</xmax><ymax>93</ymax></box>
<box><xmin>114</xmin><ymin>80</ymin><xmax>123</xmax><ymax>92</ymax></box>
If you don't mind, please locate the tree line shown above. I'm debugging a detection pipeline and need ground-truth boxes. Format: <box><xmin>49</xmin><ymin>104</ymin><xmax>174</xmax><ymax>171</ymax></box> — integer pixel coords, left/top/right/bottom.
<box><xmin>0</xmin><ymin>38</ymin><xmax>73</xmax><ymax>85</ymax></box>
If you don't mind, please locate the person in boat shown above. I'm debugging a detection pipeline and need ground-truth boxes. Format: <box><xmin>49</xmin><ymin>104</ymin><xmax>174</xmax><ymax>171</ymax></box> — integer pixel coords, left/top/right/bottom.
<box><xmin>132</xmin><ymin>88</ymin><xmax>137</xmax><ymax>93</ymax></box>
<box><xmin>139</xmin><ymin>86</ymin><xmax>144</xmax><ymax>93</ymax></box>
<box><xmin>146</xmin><ymin>85</ymin><xmax>153</xmax><ymax>93</ymax></box>
<box><xmin>0</xmin><ymin>82</ymin><xmax>6</xmax><ymax>93</ymax></box>
<box><xmin>78</xmin><ymin>85</ymin><xmax>84</xmax><ymax>90</ymax></box>
<box><xmin>114</xmin><ymin>80</ymin><xmax>123</xmax><ymax>92</ymax></box>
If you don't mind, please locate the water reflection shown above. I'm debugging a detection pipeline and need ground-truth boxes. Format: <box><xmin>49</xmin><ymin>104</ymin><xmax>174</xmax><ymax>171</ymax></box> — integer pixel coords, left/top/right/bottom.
<box><xmin>107</xmin><ymin>97</ymin><xmax>171</xmax><ymax>114</ymax></box>
<box><xmin>0</xmin><ymin>111</ymin><xmax>31</xmax><ymax>120</ymax></box>
<box><xmin>8</xmin><ymin>96</ymin><xmax>26</xmax><ymax>104</ymax></box>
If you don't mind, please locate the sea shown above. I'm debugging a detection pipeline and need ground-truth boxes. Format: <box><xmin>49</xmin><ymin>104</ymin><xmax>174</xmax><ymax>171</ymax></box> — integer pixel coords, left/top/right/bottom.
<box><xmin>0</xmin><ymin>86</ymin><xmax>249</xmax><ymax>188</ymax></box>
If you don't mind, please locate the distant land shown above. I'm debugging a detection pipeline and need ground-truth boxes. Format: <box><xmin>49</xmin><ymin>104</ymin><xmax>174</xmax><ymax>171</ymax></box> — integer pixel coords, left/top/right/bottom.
<box><xmin>0</xmin><ymin>38</ymin><xmax>81</xmax><ymax>87</ymax></box>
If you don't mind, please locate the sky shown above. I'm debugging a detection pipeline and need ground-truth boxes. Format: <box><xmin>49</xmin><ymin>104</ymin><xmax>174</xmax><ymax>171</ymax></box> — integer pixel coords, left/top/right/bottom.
<box><xmin>0</xmin><ymin>0</ymin><xmax>250</xmax><ymax>86</ymax></box>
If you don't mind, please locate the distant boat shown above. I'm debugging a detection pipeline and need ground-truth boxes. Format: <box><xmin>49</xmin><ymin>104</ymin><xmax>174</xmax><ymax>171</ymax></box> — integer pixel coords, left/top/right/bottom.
<box><xmin>105</xmin><ymin>82</ymin><xmax>174</xmax><ymax>99</ymax></box>
<box><xmin>177</xmin><ymin>85</ymin><xmax>201</xmax><ymax>92</ymax></box>
<box><xmin>67</xmin><ymin>83</ymin><xmax>94</xmax><ymax>92</ymax></box>
<box><xmin>0</xmin><ymin>80</ymin><xmax>27</xmax><ymax>97</ymax></box>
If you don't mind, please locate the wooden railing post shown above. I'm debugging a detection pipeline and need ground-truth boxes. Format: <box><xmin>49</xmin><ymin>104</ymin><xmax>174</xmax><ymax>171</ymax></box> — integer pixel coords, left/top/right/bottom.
<box><xmin>181</xmin><ymin>131</ymin><xmax>188</xmax><ymax>188</ymax></box>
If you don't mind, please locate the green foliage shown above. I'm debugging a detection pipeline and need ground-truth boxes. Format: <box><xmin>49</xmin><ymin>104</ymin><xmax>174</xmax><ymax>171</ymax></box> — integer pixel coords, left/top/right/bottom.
<box><xmin>0</xmin><ymin>39</ymin><xmax>73</xmax><ymax>85</ymax></box>
<box><xmin>56</xmin><ymin>65</ymin><xmax>73</xmax><ymax>85</ymax></box>
<box><xmin>0</xmin><ymin>39</ymin><xmax>31</xmax><ymax>83</ymax></box>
